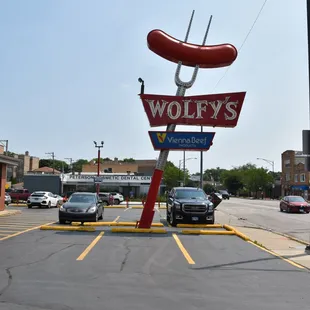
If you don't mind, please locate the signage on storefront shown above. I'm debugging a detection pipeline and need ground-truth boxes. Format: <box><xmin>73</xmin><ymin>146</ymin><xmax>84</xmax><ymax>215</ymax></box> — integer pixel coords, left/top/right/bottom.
<box><xmin>62</xmin><ymin>174</ymin><xmax>152</xmax><ymax>184</ymax></box>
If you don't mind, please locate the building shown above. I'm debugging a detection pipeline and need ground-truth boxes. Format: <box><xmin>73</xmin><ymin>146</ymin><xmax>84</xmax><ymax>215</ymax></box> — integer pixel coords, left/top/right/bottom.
<box><xmin>29</xmin><ymin>166</ymin><xmax>61</xmax><ymax>175</ymax></box>
<box><xmin>0</xmin><ymin>154</ymin><xmax>19</xmax><ymax>211</ymax></box>
<box><xmin>281</xmin><ymin>150</ymin><xmax>309</xmax><ymax>198</ymax></box>
<box><xmin>15</xmin><ymin>151</ymin><xmax>39</xmax><ymax>182</ymax></box>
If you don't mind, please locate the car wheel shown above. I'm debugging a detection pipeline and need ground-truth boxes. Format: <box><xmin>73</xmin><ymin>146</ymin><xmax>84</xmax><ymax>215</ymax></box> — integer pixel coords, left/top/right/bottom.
<box><xmin>114</xmin><ymin>199</ymin><xmax>120</xmax><ymax>205</ymax></box>
<box><xmin>59</xmin><ymin>219</ymin><xmax>66</xmax><ymax>224</ymax></box>
<box><xmin>47</xmin><ymin>202</ymin><xmax>51</xmax><ymax>209</ymax></box>
<box><xmin>280</xmin><ymin>208</ymin><xmax>283</xmax><ymax>212</ymax></box>
<box><xmin>169</xmin><ymin>208</ymin><xmax>177</xmax><ymax>227</ymax></box>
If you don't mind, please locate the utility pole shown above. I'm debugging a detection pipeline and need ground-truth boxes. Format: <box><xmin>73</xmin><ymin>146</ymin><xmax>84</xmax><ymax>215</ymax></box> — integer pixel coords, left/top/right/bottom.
<box><xmin>93</xmin><ymin>141</ymin><xmax>104</xmax><ymax>195</ymax></box>
<box><xmin>46</xmin><ymin>152</ymin><xmax>55</xmax><ymax>174</ymax></box>
<box><xmin>65</xmin><ymin>157</ymin><xmax>73</xmax><ymax>173</ymax></box>
<box><xmin>257</xmin><ymin>157</ymin><xmax>275</xmax><ymax>199</ymax></box>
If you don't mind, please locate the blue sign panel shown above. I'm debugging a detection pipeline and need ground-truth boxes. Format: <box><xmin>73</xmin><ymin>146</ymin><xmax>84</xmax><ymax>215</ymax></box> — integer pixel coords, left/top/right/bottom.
<box><xmin>149</xmin><ymin>131</ymin><xmax>215</xmax><ymax>151</ymax></box>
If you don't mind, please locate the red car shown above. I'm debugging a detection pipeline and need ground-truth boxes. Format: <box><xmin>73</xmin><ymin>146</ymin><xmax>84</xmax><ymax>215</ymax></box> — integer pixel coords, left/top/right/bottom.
<box><xmin>280</xmin><ymin>196</ymin><xmax>310</xmax><ymax>213</ymax></box>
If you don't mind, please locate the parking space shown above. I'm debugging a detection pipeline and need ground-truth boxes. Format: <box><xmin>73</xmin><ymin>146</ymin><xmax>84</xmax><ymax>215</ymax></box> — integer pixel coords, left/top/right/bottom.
<box><xmin>1</xmin><ymin>206</ymin><xmax>310</xmax><ymax>309</ymax></box>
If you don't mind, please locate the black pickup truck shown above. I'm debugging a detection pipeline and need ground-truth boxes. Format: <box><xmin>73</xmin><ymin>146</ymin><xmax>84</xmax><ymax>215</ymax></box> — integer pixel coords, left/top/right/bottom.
<box><xmin>166</xmin><ymin>187</ymin><xmax>222</xmax><ymax>226</ymax></box>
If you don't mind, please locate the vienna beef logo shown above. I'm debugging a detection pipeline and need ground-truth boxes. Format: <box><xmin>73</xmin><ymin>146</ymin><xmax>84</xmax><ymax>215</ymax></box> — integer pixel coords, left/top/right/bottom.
<box><xmin>140</xmin><ymin>92</ymin><xmax>246</xmax><ymax>128</ymax></box>
<box><xmin>156</xmin><ymin>132</ymin><xmax>167</xmax><ymax>143</ymax></box>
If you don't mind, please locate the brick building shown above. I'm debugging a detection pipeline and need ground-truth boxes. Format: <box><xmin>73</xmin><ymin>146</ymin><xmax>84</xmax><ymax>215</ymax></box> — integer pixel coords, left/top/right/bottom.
<box><xmin>281</xmin><ymin>150</ymin><xmax>309</xmax><ymax>198</ymax></box>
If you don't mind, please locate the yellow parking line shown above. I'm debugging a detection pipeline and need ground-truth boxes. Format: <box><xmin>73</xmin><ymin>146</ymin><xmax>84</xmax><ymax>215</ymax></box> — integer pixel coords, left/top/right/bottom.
<box><xmin>0</xmin><ymin>222</ymin><xmax>55</xmax><ymax>241</ymax></box>
<box><xmin>172</xmin><ymin>233</ymin><xmax>195</xmax><ymax>265</ymax></box>
<box><xmin>113</xmin><ymin>216</ymin><xmax>120</xmax><ymax>222</ymax></box>
<box><xmin>76</xmin><ymin>232</ymin><xmax>104</xmax><ymax>261</ymax></box>
<box><xmin>248</xmin><ymin>241</ymin><xmax>305</xmax><ymax>270</ymax></box>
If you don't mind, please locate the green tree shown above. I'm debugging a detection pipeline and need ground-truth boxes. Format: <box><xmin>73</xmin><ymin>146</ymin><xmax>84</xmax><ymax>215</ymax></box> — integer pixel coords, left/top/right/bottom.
<box><xmin>221</xmin><ymin>170</ymin><xmax>244</xmax><ymax>195</ymax></box>
<box><xmin>203</xmin><ymin>183</ymin><xmax>215</xmax><ymax>194</ymax></box>
<box><xmin>123</xmin><ymin>158</ymin><xmax>135</xmax><ymax>163</ymax></box>
<box><xmin>72</xmin><ymin>159</ymin><xmax>89</xmax><ymax>172</ymax></box>
<box><xmin>39</xmin><ymin>159</ymin><xmax>69</xmax><ymax>173</ymax></box>
<box><xmin>163</xmin><ymin>161</ymin><xmax>187</xmax><ymax>189</ymax></box>
<box><xmin>203</xmin><ymin>167</ymin><xmax>227</xmax><ymax>182</ymax></box>
<box><xmin>91</xmin><ymin>158</ymin><xmax>105</xmax><ymax>164</ymax></box>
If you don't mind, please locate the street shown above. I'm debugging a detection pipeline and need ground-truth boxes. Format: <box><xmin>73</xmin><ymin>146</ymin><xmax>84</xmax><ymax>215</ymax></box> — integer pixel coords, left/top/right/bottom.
<box><xmin>218</xmin><ymin>198</ymin><xmax>310</xmax><ymax>242</ymax></box>
<box><xmin>1</xmin><ymin>206</ymin><xmax>310</xmax><ymax>309</ymax></box>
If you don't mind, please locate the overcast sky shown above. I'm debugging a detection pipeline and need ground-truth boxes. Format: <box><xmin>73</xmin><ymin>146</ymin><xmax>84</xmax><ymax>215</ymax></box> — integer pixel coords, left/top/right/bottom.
<box><xmin>0</xmin><ymin>0</ymin><xmax>308</xmax><ymax>174</ymax></box>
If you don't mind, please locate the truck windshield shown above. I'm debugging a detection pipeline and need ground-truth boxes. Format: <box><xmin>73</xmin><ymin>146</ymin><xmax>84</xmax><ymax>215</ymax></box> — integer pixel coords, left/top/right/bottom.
<box><xmin>175</xmin><ymin>190</ymin><xmax>206</xmax><ymax>200</ymax></box>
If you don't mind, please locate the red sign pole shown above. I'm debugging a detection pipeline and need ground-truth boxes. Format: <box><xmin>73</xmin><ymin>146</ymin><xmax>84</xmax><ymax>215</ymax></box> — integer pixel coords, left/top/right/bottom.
<box><xmin>138</xmin><ymin>11</ymin><xmax>212</xmax><ymax>228</ymax></box>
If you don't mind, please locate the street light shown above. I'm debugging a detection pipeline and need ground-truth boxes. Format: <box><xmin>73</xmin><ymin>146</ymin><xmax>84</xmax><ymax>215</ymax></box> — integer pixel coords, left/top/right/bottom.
<box><xmin>257</xmin><ymin>157</ymin><xmax>275</xmax><ymax>199</ymax></box>
<box><xmin>138</xmin><ymin>77</ymin><xmax>145</xmax><ymax>94</ymax></box>
<box><xmin>94</xmin><ymin>141</ymin><xmax>104</xmax><ymax>195</ymax></box>
<box><xmin>179</xmin><ymin>154</ymin><xmax>197</xmax><ymax>186</ymax></box>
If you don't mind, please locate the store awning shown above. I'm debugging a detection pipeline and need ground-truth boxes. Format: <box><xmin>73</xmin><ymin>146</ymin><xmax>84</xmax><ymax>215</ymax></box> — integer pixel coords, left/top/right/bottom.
<box><xmin>0</xmin><ymin>155</ymin><xmax>19</xmax><ymax>166</ymax></box>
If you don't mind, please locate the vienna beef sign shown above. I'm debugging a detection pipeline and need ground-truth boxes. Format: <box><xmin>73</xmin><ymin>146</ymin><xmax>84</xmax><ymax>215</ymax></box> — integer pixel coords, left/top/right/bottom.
<box><xmin>141</xmin><ymin>92</ymin><xmax>246</xmax><ymax>127</ymax></box>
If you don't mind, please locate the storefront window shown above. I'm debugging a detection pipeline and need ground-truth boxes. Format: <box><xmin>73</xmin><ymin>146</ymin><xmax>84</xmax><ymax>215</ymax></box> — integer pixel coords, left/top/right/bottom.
<box><xmin>294</xmin><ymin>174</ymin><xmax>298</xmax><ymax>182</ymax></box>
<box><xmin>300</xmin><ymin>173</ymin><xmax>306</xmax><ymax>182</ymax></box>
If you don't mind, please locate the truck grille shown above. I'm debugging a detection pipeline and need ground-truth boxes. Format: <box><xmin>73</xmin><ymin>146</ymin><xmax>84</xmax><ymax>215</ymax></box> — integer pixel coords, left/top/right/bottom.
<box><xmin>182</xmin><ymin>204</ymin><xmax>207</xmax><ymax>213</ymax></box>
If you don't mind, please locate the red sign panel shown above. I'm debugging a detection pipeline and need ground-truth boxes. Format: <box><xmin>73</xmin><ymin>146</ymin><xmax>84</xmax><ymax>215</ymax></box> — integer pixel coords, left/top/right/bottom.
<box><xmin>141</xmin><ymin>92</ymin><xmax>246</xmax><ymax>128</ymax></box>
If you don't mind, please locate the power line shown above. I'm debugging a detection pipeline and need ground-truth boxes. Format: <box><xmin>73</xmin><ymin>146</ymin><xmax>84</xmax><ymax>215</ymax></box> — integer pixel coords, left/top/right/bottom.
<box><xmin>211</xmin><ymin>0</ymin><xmax>268</xmax><ymax>92</ymax></box>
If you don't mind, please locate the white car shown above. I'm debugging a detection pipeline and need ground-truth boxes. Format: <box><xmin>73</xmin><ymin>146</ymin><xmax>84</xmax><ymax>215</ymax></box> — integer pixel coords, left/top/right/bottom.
<box><xmin>27</xmin><ymin>191</ymin><xmax>60</xmax><ymax>209</ymax></box>
<box><xmin>109</xmin><ymin>192</ymin><xmax>124</xmax><ymax>204</ymax></box>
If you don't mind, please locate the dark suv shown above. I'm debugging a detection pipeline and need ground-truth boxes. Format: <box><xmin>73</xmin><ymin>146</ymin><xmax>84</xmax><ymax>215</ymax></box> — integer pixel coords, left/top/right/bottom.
<box><xmin>166</xmin><ymin>187</ymin><xmax>215</xmax><ymax>226</ymax></box>
<box><xmin>219</xmin><ymin>190</ymin><xmax>230</xmax><ymax>200</ymax></box>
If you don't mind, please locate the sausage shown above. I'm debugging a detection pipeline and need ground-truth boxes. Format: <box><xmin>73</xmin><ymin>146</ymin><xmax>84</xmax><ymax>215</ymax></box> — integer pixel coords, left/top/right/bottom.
<box><xmin>147</xmin><ymin>29</ymin><xmax>238</xmax><ymax>68</ymax></box>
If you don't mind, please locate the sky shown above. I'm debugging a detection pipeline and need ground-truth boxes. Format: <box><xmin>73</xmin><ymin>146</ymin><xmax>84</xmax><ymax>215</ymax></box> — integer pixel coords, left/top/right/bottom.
<box><xmin>0</xmin><ymin>0</ymin><xmax>308</xmax><ymax>174</ymax></box>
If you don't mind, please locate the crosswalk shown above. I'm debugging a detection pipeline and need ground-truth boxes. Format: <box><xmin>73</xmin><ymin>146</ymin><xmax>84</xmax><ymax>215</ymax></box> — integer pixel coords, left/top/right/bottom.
<box><xmin>0</xmin><ymin>207</ymin><xmax>57</xmax><ymax>240</ymax></box>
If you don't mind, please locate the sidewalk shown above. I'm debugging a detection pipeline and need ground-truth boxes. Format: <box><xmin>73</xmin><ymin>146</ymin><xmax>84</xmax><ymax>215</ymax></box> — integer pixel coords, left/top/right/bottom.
<box><xmin>216</xmin><ymin>209</ymin><xmax>310</xmax><ymax>269</ymax></box>
<box><xmin>0</xmin><ymin>209</ymin><xmax>22</xmax><ymax>217</ymax></box>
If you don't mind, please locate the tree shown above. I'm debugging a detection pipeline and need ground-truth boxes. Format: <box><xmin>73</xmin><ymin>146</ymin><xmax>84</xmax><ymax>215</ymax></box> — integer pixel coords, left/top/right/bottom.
<box><xmin>163</xmin><ymin>161</ymin><xmax>186</xmax><ymax>189</ymax></box>
<box><xmin>72</xmin><ymin>159</ymin><xmax>89</xmax><ymax>172</ymax></box>
<box><xmin>203</xmin><ymin>167</ymin><xmax>227</xmax><ymax>182</ymax></box>
<box><xmin>123</xmin><ymin>158</ymin><xmax>135</xmax><ymax>163</ymax></box>
<box><xmin>203</xmin><ymin>183</ymin><xmax>215</xmax><ymax>194</ymax></box>
<box><xmin>221</xmin><ymin>170</ymin><xmax>244</xmax><ymax>195</ymax></box>
<box><xmin>39</xmin><ymin>159</ymin><xmax>69</xmax><ymax>173</ymax></box>
<box><xmin>102</xmin><ymin>157</ymin><xmax>112</xmax><ymax>162</ymax></box>
<box><xmin>91</xmin><ymin>158</ymin><xmax>105</xmax><ymax>164</ymax></box>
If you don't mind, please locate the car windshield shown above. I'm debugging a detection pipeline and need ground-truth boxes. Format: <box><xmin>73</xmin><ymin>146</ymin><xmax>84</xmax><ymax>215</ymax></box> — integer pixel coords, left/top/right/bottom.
<box><xmin>220</xmin><ymin>190</ymin><xmax>228</xmax><ymax>194</ymax></box>
<box><xmin>288</xmin><ymin>196</ymin><xmax>306</xmax><ymax>202</ymax></box>
<box><xmin>68</xmin><ymin>194</ymin><xmax>96</xmax><ymax>204</ymax></box>
<box><xmin>175</xmin><ymin>189</ymin><xmax>207</xmax><ymax>200</ymax></box>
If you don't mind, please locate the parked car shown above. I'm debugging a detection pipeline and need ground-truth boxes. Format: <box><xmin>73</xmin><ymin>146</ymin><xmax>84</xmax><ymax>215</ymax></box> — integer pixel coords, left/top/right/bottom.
<box><xmin>27</xmin><ymin>191</ymin><xmax>60</xmax><ymax>209</ymax></box>
<box><xmin>98</xmin><ymin>193</ymin><xmax>110</xmax><ymax>206</ymax></box>
<box><xmin>219</xmin><ymin>190</ymin><xmax>230</xmax><ymax>200</ymax></box>
<box><xmin>109</xmin><ymin>192</ymin><xmax>124</xmax><ymax>205</ymax></box>
<box><xmin>166</xmin><ymin>187</ymin><xmax>215</xmax><ymax>226</ymax></box>
<box><xmin>5</xmin><ymin>193</ymin><xmax>11</xmax><ymax>206</ymax></box>
<box><xmin>59</xmin><ymin>192</ymin><xmax>104</xmax><ymax>224</ymax></box>
<box><xmin>280</xmin><ymin>196</ymin><xmax>310</xmax><ymax>213</ymax></box>
<box><xmin>9</xmin><ymin>189</ymin><xmax>31</xmax><ymax>203</ymax></box>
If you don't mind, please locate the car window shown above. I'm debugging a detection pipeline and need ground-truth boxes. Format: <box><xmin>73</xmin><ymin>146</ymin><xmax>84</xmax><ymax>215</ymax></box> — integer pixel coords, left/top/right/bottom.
<box><xmin>31</xmin><ymin>192</ymin><xmax>45</xmax><ymax>197</ymax></box>
<box><xmin>69</xmin><ymin>194</ymin><xmax>96</xmax><ymax>204</ymax></box>
<box><xmin>288</xmin><ymin>196</ymin><xmax>306</xmax><ymax>203</ymax></box>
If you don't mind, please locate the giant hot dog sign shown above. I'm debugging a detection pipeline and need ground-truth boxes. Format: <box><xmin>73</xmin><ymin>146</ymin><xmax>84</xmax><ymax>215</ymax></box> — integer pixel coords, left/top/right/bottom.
<box><xmin>138</xmin><ymin>12</ymin><xmax>246</xmax><ymax>229</ymax></box>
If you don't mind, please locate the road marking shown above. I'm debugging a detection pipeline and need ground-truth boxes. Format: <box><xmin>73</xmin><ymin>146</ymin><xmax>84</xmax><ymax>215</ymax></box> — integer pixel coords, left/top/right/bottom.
<box><xmin>76</xmin><ymin>232</ymin><xmax>104</xmax><ymax>261</ymax></box>
<box><xmin>172</xmin><ymin>233</ymin><xmax>195</xmax><ymax>265</ymax></box>
<box><xmin>124</xmin><ymin>207</ymin><xmax>132</xmax><ymax>212</ymax></box>
<box><xmin>113</xmin><ymin>216</ymin><xmax>120</xmax><ymax>222</ymax></box>
<box><xmin>248</xmin><ymin>241</ymin><xmax>305</xmax><ymax>270</ymax></box>
<box><xmin>0</xmin><ymin>222</ymin><xmax>55</xmax><ymax>241</ymax></box>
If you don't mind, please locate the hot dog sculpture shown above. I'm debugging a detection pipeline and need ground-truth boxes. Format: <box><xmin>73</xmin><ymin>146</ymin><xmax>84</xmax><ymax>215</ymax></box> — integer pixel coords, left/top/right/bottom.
<box><xmin>147</xmin><ymin>29</ymin><xmax>238</xmax><ymax>68</ymax></box>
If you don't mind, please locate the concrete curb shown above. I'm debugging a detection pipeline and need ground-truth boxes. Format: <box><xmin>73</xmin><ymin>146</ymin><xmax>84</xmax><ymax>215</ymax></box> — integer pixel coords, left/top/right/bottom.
<box><xmin>0</xmin><ymin>210</ymin><xmax>22</xmax><ymax>217</ymax></box>
<box><xmin>111</xmin><ymin>227</ymin><xmax>167</xmax><ymax>234</ymax></box>
<box><xmin>177</xmin><ymin>224</ymin><xmax>223</xmax><ymax>228</ymax></box>
<box><xmin>71</xmin><ymin>222</ymin><xmax>115</xmax><ymax>226</ymax></box>
<box><xmin>40</xmin><ymin>225</ymin><xmax>95</xmax><ymax>232</ymax></box>
<box><xmin>182</xmin><ymin>230</ymin><xmax>235</xmax><ymax>235</ymax></box>
<box><xmin>223</xmin><ymin>224</ymin><xmax>250</xmax><ymax>241</ymax></box>
<box><xmin>110</xmin><ymin>222</ymin><xmax>164</xmax><ymax>227</ymax></box>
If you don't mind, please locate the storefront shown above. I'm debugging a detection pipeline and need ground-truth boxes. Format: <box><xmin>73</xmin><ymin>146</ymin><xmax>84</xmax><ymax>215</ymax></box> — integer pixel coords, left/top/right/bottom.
<box><xmin>0</xmin><ymin>155</ymin><xmax>19</xmax><ymax>211</ymax></box>
<box><xmin>61</xmin><ymin>173</ymin><xmax>165</xmax><ymax>198</ymax></box>
<box><xmin>290</xmin><ymin>185</ymin><xmax>309</xmax><ymax>199</ymax></box>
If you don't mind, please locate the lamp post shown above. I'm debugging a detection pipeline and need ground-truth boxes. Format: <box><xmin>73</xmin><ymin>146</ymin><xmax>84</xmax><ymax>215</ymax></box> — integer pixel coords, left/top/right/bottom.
<box><xmin>138</xmin><ymin>77</ymin><xmax>145</xmax><ymax>95</ymax></box>
<box><xmin>178</xmin><ymin>153</ymin><xmax>197</xmax><ymax>186</ymax></box>
<box><xmin>257</xmin><ymin>157</ymin><xmax>275</xmax><ymax>199</ymax></box>
<box><xmin>46</xmin><ymin>152</ymin><xmax>55</xmax><ymax>174</ymax></box>
<box><xmin>94</xmin><ymin>141</ymin><xmax>104</xmax><ymax>195</ymax></box>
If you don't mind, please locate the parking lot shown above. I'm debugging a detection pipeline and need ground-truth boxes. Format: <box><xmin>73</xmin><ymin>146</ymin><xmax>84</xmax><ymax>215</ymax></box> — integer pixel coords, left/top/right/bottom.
<box><xmin>1</xmin><ymin>205</ymin><xmax>310</xmax><ymax>310</ymax></box>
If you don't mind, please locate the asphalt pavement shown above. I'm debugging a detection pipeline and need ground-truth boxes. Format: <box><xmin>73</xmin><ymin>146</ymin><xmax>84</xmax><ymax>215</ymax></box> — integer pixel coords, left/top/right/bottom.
<box><xmin>218</xmin><ymin>198</ymin><xmax>310</xmax><ymax>242</ymax></box>
<box><xmin>1</xmin><ymin>206</ymin><xmax>310</xmax><ymax>309</ymax></box>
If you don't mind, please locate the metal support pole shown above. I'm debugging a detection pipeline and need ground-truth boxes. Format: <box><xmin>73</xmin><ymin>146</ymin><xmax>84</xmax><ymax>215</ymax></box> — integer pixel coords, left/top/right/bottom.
<box><xmin>307</xmin><ymin>0</ymin><xmax>310</xmax><ymax>126</ymax></box>
<box><xmin>183</xmin><ymin>150</ymin><xmax>186</xmax><ymax>186</ymax></box>
<box><xmin>200</xmin><ymin>126</ymin><xmax>203</xmax><ymax>189</ymax></box>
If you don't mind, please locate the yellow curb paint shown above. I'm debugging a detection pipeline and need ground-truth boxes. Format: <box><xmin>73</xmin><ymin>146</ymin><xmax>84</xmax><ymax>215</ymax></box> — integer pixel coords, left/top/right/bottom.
<box><xmin>223</xmin><ymin>225</ymin><xmax>250</xmax><ymax>241</ymax></box>
<box><xmin>40</xmin><ymin>225</ymin><xmax>95</xmax><ymax>232</ymax></box>
<box><xmin>177</xmin><ymin>224</ymin><xmax>223</xmax><ymax>228</ymax></box>
<box><xmin>248</xmin><ymin>240</ymin><xmax>305</xmax><ymax>270</ymax></box>
<box><xmin>182</xmin><ymin>230</ymin><xmax>235</xmax><ymax>235</ymax></box>
<box><xmin>0</xmin><ymin>222</ymin><xmax>55</xmax><ymax>241</ymax></box>
<box><xmin>0</xmin><ymin>211</ymin><xmax>22</xmax><ymax>217</ymax></box>
<box><xmin>110</xmin><ymin>227</ymin><xmax>167</xmax><ymax>233</ymax></box>
<box><xmin>71</xmin><ymin>222</ymin><xmax>115</xmax><ymax>226</ymax></box>
<box><xmin>110</xmin><ymin>222</ymin><xmax>164</xmax><ymax>227</ymax></box>
<box><xmin>223</xmin><ymin>224</ymin><xmax>235</xmax><ymax>231</ymax></box>
<box><xmin>172</xmin><ymin>233</ymin><xmax>195</xmax><ymax>265</ymax></box>
<box><xmin>76</xmin><ymin>231</ymin><xmax>104</xmax><ymax>261</ymax></box>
